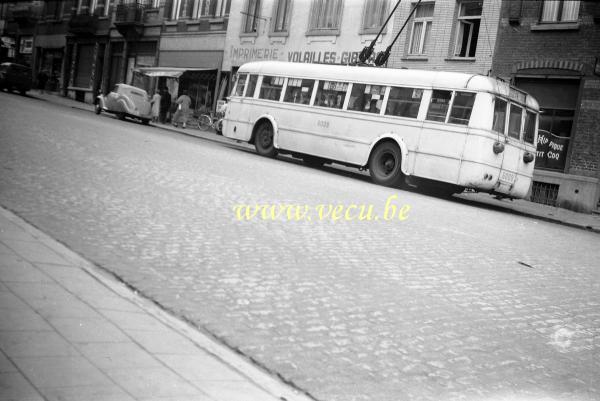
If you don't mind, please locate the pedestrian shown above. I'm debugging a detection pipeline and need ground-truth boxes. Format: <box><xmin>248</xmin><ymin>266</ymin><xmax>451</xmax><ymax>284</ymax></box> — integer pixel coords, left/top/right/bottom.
<box><xmin>150</xmin><ymin>90</ymin><xmax>161</xmax><ymax>123</ymax></box>
<box><xmin>159</xmin><ymin>88</ymin><xmax>171</xmax><ymax>124</ymax></box>
<box><xmin>36</xmin><ymin>70</ymin><xmax>48</xmax><ymax>94</ymax></box>
<box><xmin>173</xmin><ymin>90</ymin><xmax>192</xmax><ymax>129</ymax></box>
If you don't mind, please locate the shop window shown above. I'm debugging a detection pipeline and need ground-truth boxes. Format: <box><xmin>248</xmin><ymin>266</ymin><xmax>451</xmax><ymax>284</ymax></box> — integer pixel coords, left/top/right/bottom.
<box><xmin>385</xmin><ymin>87</ymin><xmax>423</xmax><ymax>119</ymax></box>
<box><xmin>362</xmin><ymin>0</ymin><xmax>389</xmax><ymax>34</ymax></box>
<box><xmin>315</xmin><ymin>80</ymin><xmax>348</xmax><ymax>109</ymax></box>
<box><xmin>348</xmin><ymin>84</ymin><xmax>385</xmax><ymax>114</ymax></box>
<box><xmin>408</xmin><ymin>3</ymin><xmax>434</xmax><ymax>55</ymax></box>
<box><xmin>272</xmin><ymin>0</ymin><xmax>291</xmax><ymax>33</ymax></box>
<box><xmin>448</xmin><ymin>91</ymin><xmax>475</xmax><ymax>125</ymax></box>
<box><xmin>540</xmin><ymin>0</ymin><xmax>580</xmax><ymax>23</ymax></box>
<box><xmin>308</xmin><ymin>0</ymin><xmax>343</xmax><ymax>35</ymax></box>
<box><xmin>426</xmin><ymin>90</ymin><xmax>452</xmax><ymax>122</ymax></box>
<box><xmin>243</xmin><ymin>0</ymin><xmax>261</xmax><ymax>33</ymax></box>
<box><xmin>454</xmin><ymin>1</ymin><xmax>482</xmax><ymax>58</ymax></box>
<box><xmin>492</xmin><ymin>97</ymin><xmax>507</xmax><ymax>134</ymax></box>
<box><xmin>283</xmin><ymin>78</ymin><xmax>314</xmax><ymax>105</ymax></box>
<box><xmin>259</xmin><ymin>75</ymin><xmax>284</xmax><ymax>101</ymax></box>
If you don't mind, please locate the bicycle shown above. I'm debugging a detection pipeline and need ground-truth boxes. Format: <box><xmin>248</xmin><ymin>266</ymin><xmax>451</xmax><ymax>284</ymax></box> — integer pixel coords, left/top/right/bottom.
<box><xmin>196</xmin><ymin>112</ymin><xmax>223</xmax><ymax>135</ymax></box>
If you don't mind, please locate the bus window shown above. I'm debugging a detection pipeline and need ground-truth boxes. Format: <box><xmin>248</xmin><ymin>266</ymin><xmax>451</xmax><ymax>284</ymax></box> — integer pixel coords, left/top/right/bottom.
<box><xmin>493</xmin><ymin>98</ymin><xmax>507</xmax><ymax>134</ymax></box>
<box><xmin>283</xmin><ymin>78</ymin><xmax>314</xmax><ymax>105</ymax></box>
<box><xmin>315</xmin><ymin>80</ymin><xmax>348</xmax><ymax>109</ymax></box>
<box><xmin>348</xmin><ymin>84</ymin><xmax>385</xmax><ymax>114</ymax></box>
<box><xmin>259</xmin><ymin>76</ymin><xmax>285</xmax><ymax>101</ymax></box>
<box><xmin>426</xmin><ymin>90</ymin><xmax>452</xmax><ymax>122</ymax></box>
<box><xmin>233</xmin><ymin>73</ymin><xmax>247</xmax><ymax>96</ymax></box>
<box><xmin>245</xmin><ymin>74</ymin><xmax>258</xmax><ymax>98</ymax></box>
<box><xmin>508</xmin><ymin>104</ymin><xmax>523</xmax><ymax>139</ymax></box>
<box><xmin>448</xmin><ymin>92</ymin><xmax>475</xmax><ymax>125</ymax></box>
<box><xmin>385</xmin><ymin>87</ymin><xmax>422</xmax><ymax>119</ymax></box>
<box><xmin>524</xmin><ymin>110</ymin><xmax>536</xmax><ymax>144</ymax></box>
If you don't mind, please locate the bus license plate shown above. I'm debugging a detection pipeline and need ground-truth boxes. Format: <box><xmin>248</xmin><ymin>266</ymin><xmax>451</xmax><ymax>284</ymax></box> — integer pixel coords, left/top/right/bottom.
<box><xmin>500</xmin><ymin>171</ymin><xmax>516</xmax><ymax>184</ymax></box>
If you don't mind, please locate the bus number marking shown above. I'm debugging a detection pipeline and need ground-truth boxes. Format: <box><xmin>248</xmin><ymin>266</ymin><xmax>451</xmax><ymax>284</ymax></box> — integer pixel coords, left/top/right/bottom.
<box><xmin>317</xmin><ymin>120</ymin><xmax>329</xmax><ymax>128</ymax></box>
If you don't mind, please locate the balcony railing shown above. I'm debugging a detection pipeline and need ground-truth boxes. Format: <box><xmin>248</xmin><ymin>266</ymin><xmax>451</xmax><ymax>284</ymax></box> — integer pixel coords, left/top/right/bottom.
<box><xmin>68</xmin><ymin>9</ymin><xmax>99</xmax><ymax>35</ymax></box>
<box><xmin>115</xmin><ymin>3</ymin><xmax>145</xmax><ymax>24</ymax></box>
<box><xmin>9</xmin><ymin>4</ymin><xmax>42</xmax><ymax>26</ymax></box>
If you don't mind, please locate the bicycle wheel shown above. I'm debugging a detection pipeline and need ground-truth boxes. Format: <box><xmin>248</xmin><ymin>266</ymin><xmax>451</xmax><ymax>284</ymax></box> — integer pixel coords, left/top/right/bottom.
<box><xmin>198</xmin><ymin>114</ymin><xmax>212</xmax><ymax>130</ymax></box>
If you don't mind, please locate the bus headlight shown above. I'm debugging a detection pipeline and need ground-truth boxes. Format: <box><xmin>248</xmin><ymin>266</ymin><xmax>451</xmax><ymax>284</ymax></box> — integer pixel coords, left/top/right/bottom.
<box><xmin>493</xmin><ymin>141</ymin><xmax>505</xmax><ymax>154</ymax></box>
<box><xmin>523</xmin><ymin>151</ymin><xmax>535</xmax><ymax>163</ymax></box>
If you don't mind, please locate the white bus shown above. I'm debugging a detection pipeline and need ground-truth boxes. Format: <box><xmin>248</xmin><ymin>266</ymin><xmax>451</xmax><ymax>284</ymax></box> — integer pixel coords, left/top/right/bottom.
<box><xmin>222</xmin><ymin>61</ymin><xmax>539</xmax><ymax>198</ymax></box>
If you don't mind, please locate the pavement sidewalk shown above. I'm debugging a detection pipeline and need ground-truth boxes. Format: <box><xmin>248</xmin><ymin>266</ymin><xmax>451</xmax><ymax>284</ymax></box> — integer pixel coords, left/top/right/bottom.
<box><xmin>0</xmin><ymin>206</ymin><xmax>313</xmax><ymax>401</ymax></box>
<box><xmin>31</xmin><ymin>91</ymin><xmax>600</xmax><ymax>233</ymax></box>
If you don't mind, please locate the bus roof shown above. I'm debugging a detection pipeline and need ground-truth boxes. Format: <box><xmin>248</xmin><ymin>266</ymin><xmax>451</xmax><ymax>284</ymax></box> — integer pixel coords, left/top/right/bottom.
<box><xmin>237</xmin><ymin>61</ymin><xmax>539</xmax><ymax>111</ymax></box>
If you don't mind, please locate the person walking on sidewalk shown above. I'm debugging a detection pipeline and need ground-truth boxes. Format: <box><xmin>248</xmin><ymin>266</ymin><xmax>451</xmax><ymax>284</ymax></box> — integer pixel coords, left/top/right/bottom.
<box><xmin>159</xmin><ymin>88</ymin><xmax>171</xmax><ymax>124</ymax></box>
<box><xmin>173</xmin><ymin>90</ymin><xmax>192</xmax><ymax>129</ymax></box>
<box><xmin>150</xmin><ymin>91</ymin><xmax>161</xmax><ymax>123</ymax></box>
<box><xmin>36</xmin><ymin>70</ymin><xmax>48</xmax><ymax>94</ymax></box>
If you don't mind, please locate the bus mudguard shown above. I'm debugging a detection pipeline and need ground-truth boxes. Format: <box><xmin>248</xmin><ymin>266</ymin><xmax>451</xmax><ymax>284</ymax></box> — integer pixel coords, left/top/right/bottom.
<box><xmin>367</xmin><ymin>134</ymin><xmax>410</xmax><ymax>175</ymax></box>
<box><xmin>252</xmin><ymin>114</ymin><xmax>279</xmax><ymax>148</ymax></box>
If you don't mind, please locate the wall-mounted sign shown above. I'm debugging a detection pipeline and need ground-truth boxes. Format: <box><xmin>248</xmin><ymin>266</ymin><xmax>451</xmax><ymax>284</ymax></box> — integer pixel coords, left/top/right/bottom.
<box><xmin>535</xmin><ymin>130</ymin><xmax>569</xmax><ymax>170</ymax></box>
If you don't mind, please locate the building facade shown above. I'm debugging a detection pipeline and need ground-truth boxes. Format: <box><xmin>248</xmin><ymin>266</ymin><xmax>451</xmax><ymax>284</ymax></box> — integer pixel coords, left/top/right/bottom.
<box><xmin>492</xmin><ymin>0</ymin><xmax>600</xmax><ymax>213</ymax></box>
<box><xmin>387</xmin><ymin>0</ymin><xmax>501</xmax><ymax>75</ymax></box>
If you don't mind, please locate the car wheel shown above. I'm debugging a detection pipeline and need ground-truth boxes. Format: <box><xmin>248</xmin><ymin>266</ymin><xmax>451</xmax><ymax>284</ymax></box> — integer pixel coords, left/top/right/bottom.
<box><xmin>369</xmin><ymin>141</ymin><xmax>404</xmax><ymax>187</ymax></box>
<box><xmin>94</xmin><ymin>103</ymin><xmax>102</xmax><ymax>115</ymax></box>
<box><xmin>254</xmin><ymin>121</ymin><xmax>277</xmax><ymax>158</ymax></box>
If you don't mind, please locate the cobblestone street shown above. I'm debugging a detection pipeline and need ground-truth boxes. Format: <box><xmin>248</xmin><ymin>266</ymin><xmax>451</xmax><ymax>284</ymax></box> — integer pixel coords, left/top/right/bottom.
<box><xmin>1</xmin><ymin>92</ymin><xmax>599</xmax><ymax>401</ymax></box>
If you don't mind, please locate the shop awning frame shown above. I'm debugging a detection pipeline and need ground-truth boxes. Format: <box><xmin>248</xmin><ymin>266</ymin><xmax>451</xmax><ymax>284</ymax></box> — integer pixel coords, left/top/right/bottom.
<box><xmin>134</xmin><ymin>67</ymin><xmax>216</xmax><ymax>78</ymax></box>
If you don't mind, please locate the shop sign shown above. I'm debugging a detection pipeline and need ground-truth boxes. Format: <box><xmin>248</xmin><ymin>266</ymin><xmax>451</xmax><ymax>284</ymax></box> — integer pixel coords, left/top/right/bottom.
<box><xmin>535</xmin><ymin>130</ymin><xmax>569</xmax><ymax>170</ymax></box>
<box><xmin>230</xmin><ymin>46</ymin><xmax>372</xmax><ymax>65</ymax></box>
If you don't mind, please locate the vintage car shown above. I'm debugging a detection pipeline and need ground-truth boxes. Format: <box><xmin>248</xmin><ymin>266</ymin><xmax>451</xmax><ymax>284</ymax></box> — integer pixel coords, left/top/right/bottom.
<box><xmin>0</xmin><ymin>62</ymin><xmax>32</xmax><ymax>95</ymax></box>
<box><xmin>95</xmin><ymin>84</ymin><xmax>152</xmax><ymax>124</ymax></box>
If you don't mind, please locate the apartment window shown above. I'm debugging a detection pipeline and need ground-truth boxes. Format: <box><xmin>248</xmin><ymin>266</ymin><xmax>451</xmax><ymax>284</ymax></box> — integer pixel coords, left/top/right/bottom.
<box><xmin>426</xmin><ymin>90</ymin><xmax>452</xmax><ymax>122</ymax></box>
<box><xmin>171</xmin><ymin>0</ymin><xmax>195</xmax><ymax>19</ymax></box>
<box><xmin>45</xmin><ymin>1</ymin><xmax>62</xmax><ymax>19</ymax></box>
<box><xmin>362</xmin><ymin>0</ymin><xmax>389</xmax><ymax>33</ymax></box>
<box><xmin>199</xmin><ymin>0</ymin><xmax>231</xmax><ymax>17</ymax></box>
<box><xmin>272</xmin><ymin>0</ymin><xmax>291</xmax><ymax>33</ymax></box>
<box><xmin>243</xmin><ymin>0</ymin><xmax>261</xmax><ymax>33</ymax></box>
<box><xmin>315</xmin><ymin>80</ymin><xmax>348</xmax><ymax>109</ymax></box>
<box><xmin>540</xmin><ymin>0</ymin><xmax>580</xmax><ymax>23</ymax></box>
<box><xmin>454</xmin><ymin>1</ymin><xmax>481</xmax><ymax>58</ymax></box>
<box><xmin>408</xmin><ymin>3</ymin><xmax>434</xmax><ymax>55</ymax></box>
<box><xmin>385</xmin><ymin>87</ymin><xmax>423</xmax><ymax>119</ymax></box>
<box><xmin>308</xmin><ymin>0</ymin><xmax>343</xmax><ymax>34</ymax></box>
<box><xmin>283</xmin><ymin>78</ymin><xmax>314</xmax><ymax>104</ymax></box>
<box><xmin>348</xmin><ymin>84</ymin><xmax>385</xmax><ymax>114</ymax></box>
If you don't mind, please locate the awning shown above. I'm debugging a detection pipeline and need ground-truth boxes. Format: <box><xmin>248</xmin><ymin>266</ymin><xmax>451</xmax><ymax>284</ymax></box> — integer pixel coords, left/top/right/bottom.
<box><xmin>134</xmin><ymin>67</ymin><xmax>215</xmax><ymax>78</ymax></box>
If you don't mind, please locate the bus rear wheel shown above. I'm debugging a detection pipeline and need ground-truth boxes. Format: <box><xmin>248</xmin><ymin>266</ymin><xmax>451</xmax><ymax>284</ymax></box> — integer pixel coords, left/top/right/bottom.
<box><xmin>369</xmin><ymin>141</ymin><xmax>404</xmax><ymax>187</ymax></box>
<box><xmin>254</xmin><ymin>121</ymin><xmax>277</xmax><ymax>158</ymax></box>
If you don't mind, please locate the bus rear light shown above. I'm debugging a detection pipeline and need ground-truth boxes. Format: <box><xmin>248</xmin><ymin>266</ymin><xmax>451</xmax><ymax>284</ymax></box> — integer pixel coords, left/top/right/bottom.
<box><xmin>523</xmin><ymin>151</ymin><xmax>535</xmax><ymax>163</ymax></box>
<box><xmin>493</xmin><ymin>142</ymin><xmax>505</xmax><ymax>154</ymax></box>
<box><xmin>483</xmin><ymin>173</ymin><xmax>493</xmax><ymax>181</ymax></box>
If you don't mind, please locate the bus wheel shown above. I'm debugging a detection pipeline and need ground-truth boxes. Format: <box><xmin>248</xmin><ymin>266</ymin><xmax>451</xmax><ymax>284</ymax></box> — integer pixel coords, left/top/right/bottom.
<box><xmin>369</xmin><ymin>141</ymin><xmax>404</xmax><ymax>187</ymax></box>
<box><xmin>254</xmin><ymin>121</ymin><xmax>277</xmax><ymax>157</ymax></box>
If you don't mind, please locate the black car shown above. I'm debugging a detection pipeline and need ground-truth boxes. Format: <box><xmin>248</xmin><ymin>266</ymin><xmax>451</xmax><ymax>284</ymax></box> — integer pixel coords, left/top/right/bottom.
<box><xmin>0</xmin><ymin>62</ymin><xmax>32</xmax><ymax>95</ymax></box>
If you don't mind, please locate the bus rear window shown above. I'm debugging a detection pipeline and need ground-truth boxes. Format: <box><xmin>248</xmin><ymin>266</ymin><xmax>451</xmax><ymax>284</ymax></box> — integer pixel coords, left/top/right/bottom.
<box><xmin>385</xmin><ymin>87</ymin><xmax>422</xmax><ymax>119</ymax></box>
<box><xmin>426</xmin><ymin>90</ymin><xmax>452</xmax><ymax>122</ymax></box>
<box><xmin>315</xmin><ymin>80</ymin><xmax>348</xmax><ymax>109</ymax></box>
<box><xmin>348</xmin><ymin>84</ymin><xmax>385</xmax><ymax>114</ymax></box>
<box><xmin>448</xmin><ymin>92</ymin><xmax>475</xmax><ymax>125</ymax></box>
<box><xmin>233</xmin><ymin>73</ymin><xmax>247</xmax><ymax>96</ymax></box>
<box><xmin>259</xmin><ymin>76</ymin><xmax>285</xmax><ymax>101</ymax></box>
<box><xmin>493</xmin><ymin>98</ymin><xmax>507</xmax><ymax>134</ymax></box>
<box><xmin>524</xmin><ymin>110</ymin><xmax>536</xmax><ymax>144</ymax></box>
<box><xmin>508</xmin><ymin>104</ymin><xmax>522</xmax><ymax>139</ymax></box>
<box><xmin>283</xmin><ymin>78</ymin><xmax>314</xmax><ymax>105</ymax></box>
<box><xmin>245</xmin><ymin>75</ymin><xmax>258</xmax><ymax>98</ymax></box>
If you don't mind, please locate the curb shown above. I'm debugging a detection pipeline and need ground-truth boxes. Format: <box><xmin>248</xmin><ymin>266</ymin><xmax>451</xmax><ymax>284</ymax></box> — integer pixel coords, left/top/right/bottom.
<box><xmin>0</xmin><ymin>205</ymin><xmax>316</xmax><ymax>401</ymax></box>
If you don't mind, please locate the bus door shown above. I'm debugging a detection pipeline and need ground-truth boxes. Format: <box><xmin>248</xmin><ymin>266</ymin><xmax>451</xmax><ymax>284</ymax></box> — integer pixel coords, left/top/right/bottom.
<box><xmin>497</xmin><ymin>103</ymin><xmax>524</xmax><ymax>191</ymax></box>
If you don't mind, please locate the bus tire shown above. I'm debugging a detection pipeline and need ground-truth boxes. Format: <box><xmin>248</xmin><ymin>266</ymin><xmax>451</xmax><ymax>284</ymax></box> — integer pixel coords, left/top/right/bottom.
<box><xmin>254</xmin><ymin>121</ymin><xmax>277</xmax><ymax>158</ymax></box>
<box><xmin>368</xmin><ymin>141</ymin><xmax>405</xmax><ymax>187</ymax></box>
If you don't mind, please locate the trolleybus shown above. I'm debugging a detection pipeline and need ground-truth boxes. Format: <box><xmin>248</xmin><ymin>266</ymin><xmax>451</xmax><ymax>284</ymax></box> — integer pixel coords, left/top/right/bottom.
<box><xmin>222</xmin><ymin>61</ymin><xmax>539</xmax><ymax>198</ymax></box>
